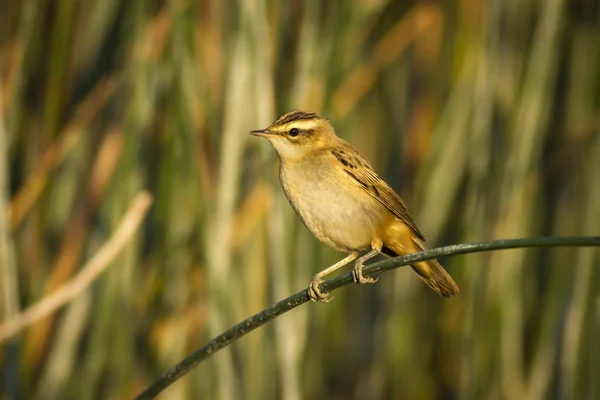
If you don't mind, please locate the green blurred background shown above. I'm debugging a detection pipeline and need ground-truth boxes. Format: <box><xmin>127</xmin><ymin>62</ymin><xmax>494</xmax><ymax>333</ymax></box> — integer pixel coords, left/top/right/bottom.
<box><xmin>1</xmin><ymin>0</ymin><xmax>599</xmax><ymax>399</ymax></box>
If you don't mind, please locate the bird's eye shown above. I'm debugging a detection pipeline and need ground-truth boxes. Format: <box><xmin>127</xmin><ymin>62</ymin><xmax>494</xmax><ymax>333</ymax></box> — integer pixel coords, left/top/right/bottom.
<box><xmin>289</xmin><ymin>128</ymin><xmax>299</xmax><ymax>137</ymax></box>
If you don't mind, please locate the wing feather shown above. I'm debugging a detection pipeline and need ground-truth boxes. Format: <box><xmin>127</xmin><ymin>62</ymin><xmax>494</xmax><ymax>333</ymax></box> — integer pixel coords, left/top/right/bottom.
<box><xmin>331</xmin><ymin>145</ymin><xmax>425</xmax><ymax>241</ymax></box>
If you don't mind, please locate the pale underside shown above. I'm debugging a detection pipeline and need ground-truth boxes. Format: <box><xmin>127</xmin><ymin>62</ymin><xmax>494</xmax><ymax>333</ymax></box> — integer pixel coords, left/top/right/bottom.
<box><xmin>279</xmin><ymin>141</ymin><xmax>420</xmax><ymax>254</ymax></box>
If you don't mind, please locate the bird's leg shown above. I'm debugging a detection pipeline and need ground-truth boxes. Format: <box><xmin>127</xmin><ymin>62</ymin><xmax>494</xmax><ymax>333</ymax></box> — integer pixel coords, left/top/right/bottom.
<box><xmin>309</xmin><ymin>252</ymin><xmax>359</xmax><ymax>303</ymax></box>
<box><xmin>352</xmin><ymin>240</ymin><xmax>382</xmax><ymax>284</ymax></box>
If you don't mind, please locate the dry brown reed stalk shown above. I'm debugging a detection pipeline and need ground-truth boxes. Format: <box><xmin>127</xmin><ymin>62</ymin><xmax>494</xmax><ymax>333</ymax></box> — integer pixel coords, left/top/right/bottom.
<box><xmin>332</xmin><ymin>3</ymin><xmax>443</xmax><ymax>119</ymax></box>
<box><xmin>25</xmin><ymin>126</ymin><xmax>125</xmax><ymax>366</ymax></box>
<box><xmin>9</xmin><ymin>77</ymin><xmax>117</xmax><ymax>229</ymax></box>
<box><xmin>0</xmin><ymin>191</ymin><xmax>152</xmax><ymax>342</ymax></box>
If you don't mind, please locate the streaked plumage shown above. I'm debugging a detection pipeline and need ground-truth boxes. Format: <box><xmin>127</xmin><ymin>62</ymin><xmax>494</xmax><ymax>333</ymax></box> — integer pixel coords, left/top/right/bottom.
<box><xmin>251</xmin><ymin>110</ymin><xmax>459</xmax><ymax>302</ymax></box>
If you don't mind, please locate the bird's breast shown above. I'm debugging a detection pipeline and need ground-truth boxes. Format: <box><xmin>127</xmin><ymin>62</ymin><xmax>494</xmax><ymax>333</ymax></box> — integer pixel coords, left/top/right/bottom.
<box><xmin>279</xmin><ymin>162</ymin><xmax>389</xmax><ymax>252</ymax></box>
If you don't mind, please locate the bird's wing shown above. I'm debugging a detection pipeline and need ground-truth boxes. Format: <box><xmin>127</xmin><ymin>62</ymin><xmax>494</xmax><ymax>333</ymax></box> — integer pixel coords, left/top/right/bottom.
<box><xmin>331</xmin><ymin>145</ymin><xmax>425</xmax><ymax>241</ymax></box>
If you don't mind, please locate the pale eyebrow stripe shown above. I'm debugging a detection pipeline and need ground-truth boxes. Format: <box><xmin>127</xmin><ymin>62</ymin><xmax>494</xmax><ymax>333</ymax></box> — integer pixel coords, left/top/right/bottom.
<box><xmin>279</xmin><ymin>120</ymin><xmax>318</xmax><ymax>131</ymax></box>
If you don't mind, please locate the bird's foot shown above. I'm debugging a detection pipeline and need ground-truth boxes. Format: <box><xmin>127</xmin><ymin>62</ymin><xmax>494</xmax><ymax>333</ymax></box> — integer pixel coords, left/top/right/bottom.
<box><xmin>352</xmin><ymin>262</ymin><xmax>378</xmax><ymax>284</ymax></box>
<box><xmin>308</xmin><ymin>277</ymin><xmax>333</xmax><ymax>303</ymax></box>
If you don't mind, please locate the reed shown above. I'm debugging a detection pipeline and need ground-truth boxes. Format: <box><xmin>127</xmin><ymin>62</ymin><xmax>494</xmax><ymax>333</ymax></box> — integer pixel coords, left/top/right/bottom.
<box><xmin>1</xmin><ymin>1</ymin><xmax>598</xmax><ymax>398</ymax></box>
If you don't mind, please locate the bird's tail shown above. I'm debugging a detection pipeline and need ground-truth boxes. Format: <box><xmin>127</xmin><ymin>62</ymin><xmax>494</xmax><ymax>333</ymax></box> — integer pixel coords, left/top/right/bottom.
<box><xmin>386</xmin><ymin>236</ymin><xmax>459</xmax><ymax>297</ymax></box>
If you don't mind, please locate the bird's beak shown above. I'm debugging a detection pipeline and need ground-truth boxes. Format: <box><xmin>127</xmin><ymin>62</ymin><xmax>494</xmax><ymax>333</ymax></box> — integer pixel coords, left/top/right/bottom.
<box><xmin>250</xmin><ymin>128</ymin><xmax>270</xmax><ymax>137</ymax></box>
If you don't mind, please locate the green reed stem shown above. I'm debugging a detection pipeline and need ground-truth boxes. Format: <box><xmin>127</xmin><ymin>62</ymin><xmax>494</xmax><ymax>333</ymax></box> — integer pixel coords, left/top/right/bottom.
<box><xmin>135</xmin><ymin>236</ymin><xmax>600</xmax><ymax>400</ymax></box>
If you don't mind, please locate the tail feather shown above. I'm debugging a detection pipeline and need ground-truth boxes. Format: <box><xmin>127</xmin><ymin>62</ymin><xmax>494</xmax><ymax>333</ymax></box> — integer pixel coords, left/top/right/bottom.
<box><xmin>410</xmin><ymin>237</ymin><xmax>459</xmax><ymax>297</ymax></box>
<box><xmin>410</xmin><ymin>257</ymin><xmax>460</xmax><ymax>297</ymax></box>
<box><xmin>384</xmin><ymin>236</ymin><xmax>459</xmax><ymax>297</ymax></box>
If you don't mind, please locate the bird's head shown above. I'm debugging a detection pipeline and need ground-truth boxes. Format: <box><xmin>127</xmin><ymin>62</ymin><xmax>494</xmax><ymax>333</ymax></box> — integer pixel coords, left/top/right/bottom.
<box><xmin>250</xmin><ymin>110</ymin><xmax>337</xmax><ymax>162</ymax></box>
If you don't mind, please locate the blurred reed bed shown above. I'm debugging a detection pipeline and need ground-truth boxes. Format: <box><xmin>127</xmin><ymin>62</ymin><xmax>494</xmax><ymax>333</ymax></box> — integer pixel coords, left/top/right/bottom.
<box><xmin>1</xmin><ymin>0</ymin><xmax>599</xmax><ymax>399</ymax></box>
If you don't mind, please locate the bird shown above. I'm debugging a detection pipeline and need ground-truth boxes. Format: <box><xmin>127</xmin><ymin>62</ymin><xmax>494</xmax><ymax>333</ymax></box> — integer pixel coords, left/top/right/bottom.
<box><xmin>250</xmin><ymin>110</ymin><xmax>459</xmax><ymax>302</ymax></box>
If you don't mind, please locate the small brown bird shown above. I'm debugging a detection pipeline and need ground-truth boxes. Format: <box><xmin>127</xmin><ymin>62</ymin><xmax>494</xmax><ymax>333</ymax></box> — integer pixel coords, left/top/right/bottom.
<box><xmin>251</xmin><ymin>110</ymin><xmax>459</xmax><ymax>302</ymax></box>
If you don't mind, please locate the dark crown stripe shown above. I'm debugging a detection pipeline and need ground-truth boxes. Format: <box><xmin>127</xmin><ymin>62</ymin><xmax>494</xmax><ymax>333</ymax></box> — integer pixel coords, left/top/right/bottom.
<box><xmin>271</xmin><ymin>110</ymin><xmax>325</xmax><ymax>127</ymax></box>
